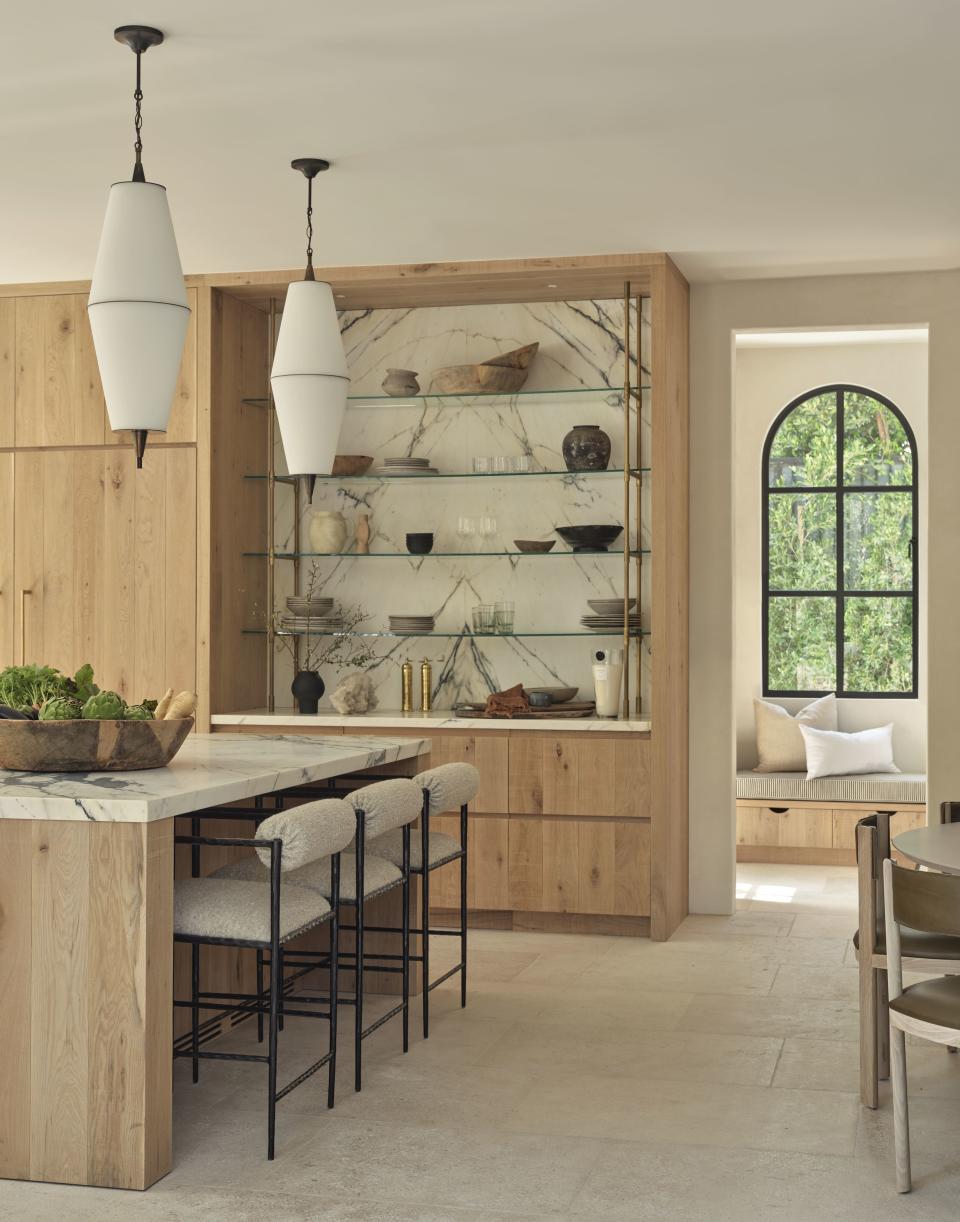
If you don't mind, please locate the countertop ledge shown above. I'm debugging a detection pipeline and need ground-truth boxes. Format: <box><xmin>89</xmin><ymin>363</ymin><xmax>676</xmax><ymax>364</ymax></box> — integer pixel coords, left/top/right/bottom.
<box><xmin>211</xmin><ymin>709</ymin><xmax>652</xmax><ymax>734</ymax></box>
<box><xmin>0</xmin><ymin>732</ymin><xmax>430</xmax><ymax>823</ymax></box>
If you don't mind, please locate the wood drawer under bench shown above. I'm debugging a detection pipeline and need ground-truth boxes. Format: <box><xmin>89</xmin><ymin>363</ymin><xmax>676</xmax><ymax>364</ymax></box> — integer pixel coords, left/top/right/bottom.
<box><xmin>736</xmin><ymin>799</ymin><xmax>926</xmax><ymax>866</ymax></box>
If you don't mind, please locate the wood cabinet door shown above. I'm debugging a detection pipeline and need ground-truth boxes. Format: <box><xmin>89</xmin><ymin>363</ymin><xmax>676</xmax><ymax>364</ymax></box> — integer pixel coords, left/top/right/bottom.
<box><xmin>508</xmin><ymin>734</ymin><xmax>650</xmax><ymax>818</ymax></box>
<box><xmin>12</xmin><ymin>448</ymin><xmax>196</xmax><ymax>701</ymax></box>
<box><xmin>0</xmin><ymin>453</ymin><xmax>13</xmax><ymax>666</ymax></box>
<box><xmin>424</xmin><ymin>733</ymin><xmax>508</xmax><ymax>813</ymax></box>
<box><xmin>428</xmin><ymin>813</ymin><xmax>510</xmax><ymax>911</ymax></box>
<box><xmin>13</xmin><ymin>290</ymin><xmax>197</xmax><ymax>449</ymax></box>
<box><xmin>0</xmin><ymin>298</ymin><xmax>13</xmax><ymax>448</ymax></box>
<box><xmin>508</xmin><ymin>817</ymin><xmax>650</xmax><ymax>916</ymax></box>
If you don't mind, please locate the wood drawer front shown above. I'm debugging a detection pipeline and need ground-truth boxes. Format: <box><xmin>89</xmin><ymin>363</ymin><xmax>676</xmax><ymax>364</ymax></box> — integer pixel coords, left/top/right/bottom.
<box><xmin>508</xmin><ymin>817</ymin><xmax>650</xmax><ymax>917</ymax></box>
<box><xmin>341</xmin><ymin>728</ymin><xmax>507</xmax><ymax>813</ymax></box>
<box><xmin>832</xmin><ymin>807</ymin><xmax>926</xmax><ymax>851</ymax></box>
<box><xmin>736</xmin><ymin>805</ymin><xmax>832</xmax><ymax>850</ymax></box>
<box><xmin>428</xmin><ymin>813</ymin><xmax>510</xmax><ymax>911</ymax></box>
<box><xmin>508</xmin><ymin>735</ymin><xmax>649</xmax><ymax>818</ymax></box>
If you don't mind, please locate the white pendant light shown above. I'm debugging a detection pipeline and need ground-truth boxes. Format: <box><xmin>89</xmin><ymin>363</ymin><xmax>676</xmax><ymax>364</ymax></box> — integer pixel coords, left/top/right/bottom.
<box><xmin>88</xmin><ymin>26</ymin><xmax>190</xmax><ymax>468</ymax></box>
<box><xmin>270</xmin><ymin>158</ymin><xmax>349</xmax><ymax>501</ymax></box>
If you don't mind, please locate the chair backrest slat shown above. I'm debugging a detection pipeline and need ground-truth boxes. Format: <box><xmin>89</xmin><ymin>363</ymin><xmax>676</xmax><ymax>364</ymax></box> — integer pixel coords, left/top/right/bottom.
<box><xmin>888</xmin><ymin>862</ymin><xmax>960</xmax><ymax>937</ymax></box>
<box><xmin>255</xmin><ymin>798</ymin><xmax>356</xmax><ymax>871</ymax></box>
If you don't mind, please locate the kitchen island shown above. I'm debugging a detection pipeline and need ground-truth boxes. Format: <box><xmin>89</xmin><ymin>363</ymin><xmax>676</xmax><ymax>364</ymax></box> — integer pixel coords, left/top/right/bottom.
<box><xmin>0</xmin><ymin>732</ymin><xmax>429</xmax><ymax>1192</ymax></box>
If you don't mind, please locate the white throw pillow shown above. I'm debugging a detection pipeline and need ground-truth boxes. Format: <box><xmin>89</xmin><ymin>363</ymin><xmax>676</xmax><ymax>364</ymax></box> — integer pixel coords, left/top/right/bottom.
<box><xmin>753</xmin><ymin>693</ymin><xmax>838</xmax><ymax>772</ymax></box>
<box><xmin>800</xmin><ymin>723</ymin><xmax>899</xmax><ymax>780</ymax></box>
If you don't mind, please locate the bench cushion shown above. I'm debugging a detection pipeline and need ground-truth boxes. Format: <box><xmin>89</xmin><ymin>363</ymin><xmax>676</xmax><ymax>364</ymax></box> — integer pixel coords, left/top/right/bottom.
<box><xmin>736</xmin><ymin>770</ymin><xmax>925</xmax><ymax>804</ymax></box>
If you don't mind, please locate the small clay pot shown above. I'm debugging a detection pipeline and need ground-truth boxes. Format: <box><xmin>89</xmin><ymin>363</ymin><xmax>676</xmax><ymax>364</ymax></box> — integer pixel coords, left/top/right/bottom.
<box><xmin>562</xmin><ymin>424</ymin><xmax>611</xmax><ymax>472</ymax></box>
<box><xmin>406</xmin><ymin>532</ymin><xmax>434</xmax><ymax>555</ymax></box>
<box><xmin>382</xmin><ymin>369</ymin><xmax>420</xmax><ymax>396</ymax></box>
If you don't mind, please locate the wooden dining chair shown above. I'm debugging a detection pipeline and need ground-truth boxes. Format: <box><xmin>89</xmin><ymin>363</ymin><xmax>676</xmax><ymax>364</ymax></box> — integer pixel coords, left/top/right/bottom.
<box><xmin>854</xmin><ymin>814</ymin><xmax>960</xmax><ymax>1108</ymax></box>
<box><xmin>882</xmin><ymin>858</ymin><xmax>960</xmax><ymax>1192</ymax></box>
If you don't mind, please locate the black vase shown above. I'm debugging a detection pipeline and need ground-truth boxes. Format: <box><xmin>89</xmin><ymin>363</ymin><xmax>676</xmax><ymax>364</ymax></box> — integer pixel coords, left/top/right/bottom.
<box><xmin>562</xmin><ymin>424</ymin><xmax>611</xmax><ymax>472</ymax></box>
<box><xmin>291</xmin><ymin>670</ymin><xmax>325</xmax><ymax>714</ymax></box>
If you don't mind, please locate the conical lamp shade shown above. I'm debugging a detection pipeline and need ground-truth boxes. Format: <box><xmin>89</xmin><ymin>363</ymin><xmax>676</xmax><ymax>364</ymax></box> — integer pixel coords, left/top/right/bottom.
<box><xmin>271</xmin><ymin>280</ymin><xmax>349</xmax><ymax>476</ymax></box>
<box><xmin>88</xmin><ymin>180</ymin><xmax>190</xmax><ymax>433</ymax></box>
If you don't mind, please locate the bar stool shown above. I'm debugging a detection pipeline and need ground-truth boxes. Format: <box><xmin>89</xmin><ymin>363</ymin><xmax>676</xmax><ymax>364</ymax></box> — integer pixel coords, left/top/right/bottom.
<box><xmin>213</xmin><ymin>776</ymin><xmax>422</xmax><ymax>1092</ymax></box>
<box><xmin>173</xmin><ymin>796</ymin><xmax>355</xmax><ymax>1158</ymax></box>
<box><xmin>369</xmin><ymin>762</ymin><xmax>479</xmax><ymax>1038</ymax></box>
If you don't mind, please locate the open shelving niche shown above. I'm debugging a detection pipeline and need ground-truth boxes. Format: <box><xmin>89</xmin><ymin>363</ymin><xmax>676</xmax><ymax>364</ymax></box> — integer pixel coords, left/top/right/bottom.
<box><xmin>243</xmin><ymin>295</ymin><xmax>652</xmax><ymax>719</ymax></box>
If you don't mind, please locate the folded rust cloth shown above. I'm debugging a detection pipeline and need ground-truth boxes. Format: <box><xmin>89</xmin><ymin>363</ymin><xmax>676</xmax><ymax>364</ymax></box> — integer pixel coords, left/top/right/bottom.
<box><xmin>484</xmin><ymin>683</ymin><xmax>530</xmax><ymax>718</ymax></box>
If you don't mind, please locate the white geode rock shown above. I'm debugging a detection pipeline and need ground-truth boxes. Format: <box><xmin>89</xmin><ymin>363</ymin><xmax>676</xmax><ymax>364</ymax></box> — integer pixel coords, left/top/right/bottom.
<box><xmin>330</xmin><ymin>673</ymin><xmax>378</xmax><ymax>715</ymax></box>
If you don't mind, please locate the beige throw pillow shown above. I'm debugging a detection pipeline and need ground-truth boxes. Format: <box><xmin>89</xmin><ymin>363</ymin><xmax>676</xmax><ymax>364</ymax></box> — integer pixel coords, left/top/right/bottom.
<box><xmin>753</xmin><ymin>693</ymin><xmax>838</xmax><ymax>772</ymax></box>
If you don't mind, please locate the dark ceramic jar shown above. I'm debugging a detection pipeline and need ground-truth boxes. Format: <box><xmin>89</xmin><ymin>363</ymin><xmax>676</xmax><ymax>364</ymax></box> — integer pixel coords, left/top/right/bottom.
<box><xmin>562</xmin><ymin>424</ymin><xmax>611</xmax><ymax>471</ymax></box>
<box><xmin>291</xmin><ymin>670</ymin><xmax>325</xmax><ymax>714</ymax></box>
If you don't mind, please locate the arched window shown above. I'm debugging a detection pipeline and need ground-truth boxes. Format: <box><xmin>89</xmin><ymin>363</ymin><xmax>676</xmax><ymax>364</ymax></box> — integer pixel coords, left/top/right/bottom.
<box><xmin>763</xmin><ymin>385</ymin><xmax>917</xmax><ymax>697</ymax></box>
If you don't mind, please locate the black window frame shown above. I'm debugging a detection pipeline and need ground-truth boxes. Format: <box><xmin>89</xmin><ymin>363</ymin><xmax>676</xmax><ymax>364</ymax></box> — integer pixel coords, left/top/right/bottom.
<box><xmin>762</xmin><ymin>383</ymin><xmax>918</xmax><ymax>700</ymax></box>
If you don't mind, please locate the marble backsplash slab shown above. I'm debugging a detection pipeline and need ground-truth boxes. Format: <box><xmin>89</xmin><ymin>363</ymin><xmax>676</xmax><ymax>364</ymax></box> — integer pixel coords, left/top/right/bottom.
<box><xmin>265</xmin><ymin>298</ymin><xmax>652</xmax><ymax>714</ymax></box>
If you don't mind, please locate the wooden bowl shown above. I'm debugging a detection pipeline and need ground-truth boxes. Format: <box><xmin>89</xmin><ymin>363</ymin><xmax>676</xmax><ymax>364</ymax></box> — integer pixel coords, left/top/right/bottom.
<box><xmin>0</xmin><ymin>717</ymin><xmax>194</xmax><ymax>773</ymax></box>
<box><xmin>431</xmin><ymin>343</ymin><xmax>539</xmax><ymax>395</ymax></box>
<box><xmin>513</xmin><ymin>539</ymin><xmax>556</xmax><ymax>553</ymax></box>
<box><xmin>332</xmin><ymin>455</ymin><xmax>374</xmax><ymax>477</ymax></box>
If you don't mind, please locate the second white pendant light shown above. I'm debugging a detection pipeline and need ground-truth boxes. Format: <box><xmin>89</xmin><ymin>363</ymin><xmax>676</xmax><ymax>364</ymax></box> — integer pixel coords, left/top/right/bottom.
<box><xmin>271</xmin><ymin>159</ymin><xmax>349</xmax><ymax>501</ymax></box>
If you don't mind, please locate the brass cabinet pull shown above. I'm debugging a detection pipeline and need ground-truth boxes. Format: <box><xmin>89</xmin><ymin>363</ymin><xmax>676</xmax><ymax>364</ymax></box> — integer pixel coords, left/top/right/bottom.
<box><xmin>19</xmin><ymin>588</ymin><xmax>32</xmax><ymax>664</ymax></box>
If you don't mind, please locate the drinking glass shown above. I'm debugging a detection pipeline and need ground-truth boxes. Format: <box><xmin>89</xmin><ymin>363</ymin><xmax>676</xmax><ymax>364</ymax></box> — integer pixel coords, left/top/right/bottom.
<box><xmin>472</xmin><ymin>604</ymin><xmax>495</xmax><ymax>633</ymax></box>
<box><xmin>494</xmin><ymin>601</ymin><xmax>515</xmax><ymax>633</ymax></box>
<box><xmin>493</xmin><ymin>455</ymin><xmax>510</xmax><ymax>473</ymax></box>
<box><xmin>457</xmin><ymin>515</ymin><xmax>476</xmax><ymax>540</ymax></box>
<box><xmin>511</xmin><ymin>455</ymin><xmax>532</xmax><ymax>473</ymax></box>
<box><xmin>478</xmin><ymin>515</ymin><xmax>498</xmax><ymax>540</ymax></box>
<box><xmin>472</xmin><ymin>457</ymin><xmax>491</xmax><ymax>474</ymax></box>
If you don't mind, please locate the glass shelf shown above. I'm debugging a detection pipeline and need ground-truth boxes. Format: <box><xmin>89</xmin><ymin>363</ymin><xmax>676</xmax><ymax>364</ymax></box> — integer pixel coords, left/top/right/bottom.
<box><xmin>245</xmin><ymin>467</ymin><xmax>650</xmax><ymax>484</ymax></box>
<box><xmin>244</xmin><ymin>628</ymin><xmax>648</xmax><ymax>639</ymax></box>
<box><xmin>242</xmin><ymin>549</ymin><xmax>651</xmax><ymax>560</ymax></box>
<box><xmin>242</xmin><ymin>385</ymin><xmax>648</xmax><ymax>409</ymax></box>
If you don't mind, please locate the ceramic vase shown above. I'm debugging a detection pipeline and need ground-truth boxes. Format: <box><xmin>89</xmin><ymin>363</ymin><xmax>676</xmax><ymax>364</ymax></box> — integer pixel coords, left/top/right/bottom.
<box><xmin>291</xmin><ymin>670</ymin><xmax>325</xmax><ymax>715</ymax></box>
<box><xmin>309</xmin><ymin>510</ymin><xmax>347</xmax><ymax>554</ymax></box>
<box><xmin>382</xmin><ymin>368</ymin><xmax>420</xmax><ymax>396</ymax></box>
<box><xmin>562</xmin><ymin>424</ymin><xmax>611</xmax><ymax>471</ymax></box>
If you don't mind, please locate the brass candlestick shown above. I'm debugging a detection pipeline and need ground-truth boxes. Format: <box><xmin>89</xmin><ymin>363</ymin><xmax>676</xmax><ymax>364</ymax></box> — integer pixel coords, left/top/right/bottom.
<box><xmin>401</xmin><ymin>661</ymin><xmax>413</xmax><ymax>712</ymax></box>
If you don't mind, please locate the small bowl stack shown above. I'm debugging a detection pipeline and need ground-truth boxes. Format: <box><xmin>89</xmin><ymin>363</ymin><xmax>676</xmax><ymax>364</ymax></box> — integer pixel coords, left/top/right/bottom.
<box><xmin>389</xmin><ymin>614</ymin><xmax>435</xmax><ymax>635</ymax></box>
<box><xmin>284</xmin><ymin>595</ymin><xmax>342</xmax><ymax>632</ymax></box>
<box><xmin>580</xmin><ymin>598</ymin><xmax>642</xmax><ymax>633</ymax></box>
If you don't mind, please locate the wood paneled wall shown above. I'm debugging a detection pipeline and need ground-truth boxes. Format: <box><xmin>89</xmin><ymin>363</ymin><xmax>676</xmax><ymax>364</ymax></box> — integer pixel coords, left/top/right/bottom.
<box><xmin>0</xmin><ymin>287</ymin><xmax>199</xmax><ymax>700</ymax></box>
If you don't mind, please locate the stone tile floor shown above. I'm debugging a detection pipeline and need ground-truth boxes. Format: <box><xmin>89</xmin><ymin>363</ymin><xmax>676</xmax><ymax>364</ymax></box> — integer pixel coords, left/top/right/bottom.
<box><xmin>4</xmin><ymin>863</ymin><xmax>960</xmax><ymax>1220</ymax></box>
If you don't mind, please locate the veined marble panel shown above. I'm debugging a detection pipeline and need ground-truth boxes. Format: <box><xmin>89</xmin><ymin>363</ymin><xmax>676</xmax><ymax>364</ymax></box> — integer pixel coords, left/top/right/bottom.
<box><xmin>266</xmin><ymin>299</ymin><xmax>652</xmax><ymax>716</ymax></box>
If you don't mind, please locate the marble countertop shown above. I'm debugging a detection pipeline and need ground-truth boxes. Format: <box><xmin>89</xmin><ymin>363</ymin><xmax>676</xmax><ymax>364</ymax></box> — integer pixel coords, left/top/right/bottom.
<box><xmin>211</xmin><ymin>709</ymin><xmax>652</xmax><ymax>734</ymax></box>
<box><xmin>0</xmin><ymin>732</ymin><xmax>430</xmax><ymax>823</ymax></box>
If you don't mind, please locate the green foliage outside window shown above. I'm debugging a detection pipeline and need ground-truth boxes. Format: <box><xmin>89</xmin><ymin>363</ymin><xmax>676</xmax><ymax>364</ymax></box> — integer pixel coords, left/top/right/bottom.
<box><xmin>765</xmin><ymin>387</ymin><xmax>915</xmax><ymax>695</ymax></box>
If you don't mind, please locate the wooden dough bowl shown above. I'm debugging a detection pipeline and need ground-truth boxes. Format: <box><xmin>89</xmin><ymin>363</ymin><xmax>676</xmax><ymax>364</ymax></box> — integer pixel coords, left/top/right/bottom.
<box><xmin>0</xmin><ymin>717</ymin><xmax>194</xmax><ymax>772</ymax></box>
<box><xmin>431</xmin><ymin>343</ymin><xmax>539</xmax><ymax>395</ymax></box>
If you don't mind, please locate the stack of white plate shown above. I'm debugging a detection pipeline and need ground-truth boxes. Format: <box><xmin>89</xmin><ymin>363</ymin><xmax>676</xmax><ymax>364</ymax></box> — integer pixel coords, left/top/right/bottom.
<box><xmin>287</xmin><ymin>595</ymin><xmax>335</xmax><ymax>615</ymax></box>
<box><xmin>374</xmin><ymin>456</ymin><xmax>439</xmax><ymax>477</ymax></box>
<box><xmin>587</xmin><ymin>598</ymin><xmax>637</xmax><ymax>615</ymax></box>
<box><xmin>580</xmin><ymin>613</ymin><xmax>643</xmax><ymax>633</ymax></box>
<box><xmin>282</xmin><ymin>614</ymin><xmax>344</xmax><ymax>632</ymax></box>
<box><xmin>388</xmin><ymin>614</ymin><xmax>436</xmax><ymax>634</ymax></box>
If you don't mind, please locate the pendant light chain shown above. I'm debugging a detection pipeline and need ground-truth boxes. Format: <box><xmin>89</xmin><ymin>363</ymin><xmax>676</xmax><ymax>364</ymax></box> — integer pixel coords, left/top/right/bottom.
<box><xmin>132</xmin><ymin>48</ymin><xmax>145</xmax><ymax>182</ymax></box>
<box><xmin>304</xmin><ymin>176</ymin><xmax>316</xmax><ymax>281</ymax></box>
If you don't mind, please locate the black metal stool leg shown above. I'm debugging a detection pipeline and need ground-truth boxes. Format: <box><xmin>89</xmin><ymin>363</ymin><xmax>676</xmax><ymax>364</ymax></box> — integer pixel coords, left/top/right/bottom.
<box><xmin>421</xmin><ymin>791</ymin><xmax>430</xmax><ymax>1040</ymax></box>
<box><xmin>354</xmin><ymin>811</ymin><xmax>366</xmax><ymax>1093</ymax></box>
<box><xmin>256</xmin><ymin>948</ymin><xmax>264</xmax><ymax>1043</ymax></box>
<box><xmin>191</xmin><ymin>942</ymin><xmax>200</xmax><ymax>1083</ymax></box>
<box><xmin>267</xmin><ymin>847</ymin><xmax>281</xmax><ymax>1160</ymax></box>
<box><xmin>328</xmin><ymin>854</ymin><xmax>340</xmax><ymax>1109</ymax></box>
<box><xmin>402</xmin><ymin>823</ymin><xmax>410</xmax><ymax>1053</ymax></box>
<box><xmin>278</xmin><ymin>946</ymin><xmax>285</xmax><ymax>1033</ymax></box>
<box><xmin>460</xmin><ymin>801</ymin><xmax>468</xmax><ymax>1008</ymax></box>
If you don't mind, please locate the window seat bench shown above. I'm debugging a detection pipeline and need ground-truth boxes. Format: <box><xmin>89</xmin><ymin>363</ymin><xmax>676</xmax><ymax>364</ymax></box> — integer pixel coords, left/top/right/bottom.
<box><xmin>735</xmin><ymin>771</ymin><xmax>926</xmax><ymax>866</ymax></box>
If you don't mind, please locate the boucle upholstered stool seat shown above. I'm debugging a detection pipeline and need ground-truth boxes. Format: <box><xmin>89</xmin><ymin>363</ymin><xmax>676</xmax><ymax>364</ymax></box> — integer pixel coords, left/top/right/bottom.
<box><xmin>371</xmin><ymin>829</ymin><xmax>462</xmax><ymax>871</ymax></box>
<box><xmin>174</xmin><ymin>796</ymin><xmax>355</xmax><ymax>1159</ymax></box>
<box><xmin>174</xmin><ymin>877</ymin><xmax>330</xmax><ymax>942</ymax></box>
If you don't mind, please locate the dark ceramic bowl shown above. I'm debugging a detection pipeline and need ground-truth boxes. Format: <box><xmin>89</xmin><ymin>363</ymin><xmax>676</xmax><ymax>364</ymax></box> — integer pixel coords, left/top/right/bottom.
<box><xmin>554</xmin><ymin>524</ymin><xmax>624</xmax><ymax>553</ymax></box>
<box><xmin>513</xmin><ymin>539</ymin><xmax>556</xmax><ymax>554</ymax></box>
<box><xmin>406</xmin><ymin>532</ymin><xmax>434</xmax><ymax>555</ymax></box>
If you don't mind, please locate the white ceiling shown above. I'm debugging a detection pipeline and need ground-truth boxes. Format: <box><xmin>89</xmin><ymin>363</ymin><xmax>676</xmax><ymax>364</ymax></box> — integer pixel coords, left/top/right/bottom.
<box><xmin>4</xmin><ymin>1</ymin><xmax>960</xmax><ymax>285</ymax></box>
